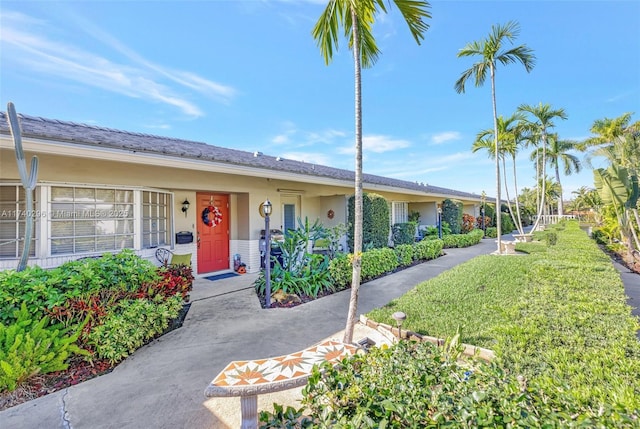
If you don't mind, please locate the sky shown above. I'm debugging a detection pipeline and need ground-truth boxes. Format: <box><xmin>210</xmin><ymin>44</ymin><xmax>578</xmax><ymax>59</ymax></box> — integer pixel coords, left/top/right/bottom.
<box><xmin>1</xmin><ymin>0</ymin><xmax>639</xmax><ymax>200</ymax></box>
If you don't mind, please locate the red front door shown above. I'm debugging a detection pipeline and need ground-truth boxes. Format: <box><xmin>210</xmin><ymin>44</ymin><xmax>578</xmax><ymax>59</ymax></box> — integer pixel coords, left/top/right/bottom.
<box><xmin>196</xmin><ymin>193</ymin><xmax>229</xmax><ymax>274</ymax></box>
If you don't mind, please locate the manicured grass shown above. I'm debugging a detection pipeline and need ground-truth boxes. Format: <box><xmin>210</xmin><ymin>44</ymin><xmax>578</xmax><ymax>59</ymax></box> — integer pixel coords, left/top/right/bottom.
<box><xmin>368</xmin><ymin>221</ymin><xmax>640</xmax><ymax>417</ymax></box>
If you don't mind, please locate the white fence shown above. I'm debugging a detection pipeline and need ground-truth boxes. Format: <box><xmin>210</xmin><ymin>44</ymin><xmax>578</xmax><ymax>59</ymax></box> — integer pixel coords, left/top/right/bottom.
<box><xmin>539</xmin><ymin>215</ymin><xmax>577</xmax><ymax>225</ymax></box>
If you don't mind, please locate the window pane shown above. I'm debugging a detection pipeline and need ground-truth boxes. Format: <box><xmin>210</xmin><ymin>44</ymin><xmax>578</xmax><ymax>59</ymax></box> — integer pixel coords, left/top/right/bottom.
<box><xmin>0</xmin><ymin>187</ymin><xmax>17</xmax><ymax>202</ymax></box>
<box><xmin>95</xmin><ymin>220</ymin><xmax>115</xmax><ymax>235</ymax></box>
<box><xmin>75</xmin><ymin>221</ymin><xmax>95</xmax><ymax>236</ymax></box>
<box><xmin>51</xmin><ymin>187</ymin><xmax>74</xmax><ymax>201</ymax></box>
<box><xmin>75</xmin><ymin>188</ymin><xmax>95</xmax><ymax>201</ymax></box>
<box><xmin>96</xmin><ymin>236</ymin><xmax>115</xmax><ymax>251</ymax></box>
<box><xmin>51</xmin><ymin>221</ymin><xmax>73</xmax><ymax>237</ymax></box>
<box><xmin>51</xmin><ymin>238</ymin><xmax>74</xmax><ymax>255</ymax></box>
<box><xmin>96</xmin><ymin>189</ymin><xmax>115</xmax><ymax>202</ymax></box>
<box><xmin>75</xmin><ymin>237</ymin><xmax>95</xmax><ymax>253</ymax></box>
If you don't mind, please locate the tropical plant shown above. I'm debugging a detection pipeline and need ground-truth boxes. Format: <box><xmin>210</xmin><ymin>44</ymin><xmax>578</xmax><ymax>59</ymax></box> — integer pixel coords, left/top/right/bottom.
<box><xmin>456</xmin><ymin>21</ymin><xmax>535</xmax><ymax>253</ymax></box>
<box><xmin>581</xmin><ymin>113</ymin><xmax>639</xmax><ymax>259</ymax></box>
<box><xmin>517</xmin><ymin>102</ymin><xmax>568</xmax><ymax>229</ymax></box>
<box><xmin>529</xmin><ymin>133</ymin><xmax>581</xmax><ymax>215</ymax></box>
<box><xmin>313</xmin><ymin>0</ymin><xmax>431</xmax><ymax>343</ymax></box>
<box><xmin>473</xmin><ymin>112</ymin><xmax>527</xmax><ymax>234</ymax></box>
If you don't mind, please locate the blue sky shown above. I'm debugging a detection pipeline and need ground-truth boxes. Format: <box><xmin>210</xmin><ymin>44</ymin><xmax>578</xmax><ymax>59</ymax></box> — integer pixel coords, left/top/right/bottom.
<box><xmin>1</xmin><ymin>1</ymin><xmax>639</xmax><ymax>200</ymax></box>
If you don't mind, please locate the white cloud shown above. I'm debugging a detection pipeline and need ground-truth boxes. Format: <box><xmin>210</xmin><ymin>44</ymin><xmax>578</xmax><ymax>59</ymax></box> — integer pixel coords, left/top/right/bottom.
<box><xmin>279</xmin><ymin>151</ymin><xmax>332</xmax><ymax>166</ymax></box>
<box><xmin>429</xmin><ymin>131</ymin><xmax>462</xmax><ymax>145</ymax></box>
<box><xmin>338</xmin><ymin>134</ymin><xmax>411</xmax><ymax>155</ymax></box>
<box><xmin>0</xmin><ymin>10</ymin><xmax>236</xmax><ymax>117</ymax></box>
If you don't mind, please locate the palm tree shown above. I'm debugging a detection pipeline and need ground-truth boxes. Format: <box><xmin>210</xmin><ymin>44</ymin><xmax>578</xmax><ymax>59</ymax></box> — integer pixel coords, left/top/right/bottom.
<box><xmin>313</xmin><ymin>0</ymin><xmax>431</xmax><ymax>343</ymax></box>
<box><xmin>456</xmin><ymin>21</ymin><xmax>535</xmax><ymax>253</ymax></box>
<box><xmin>518</xmin><ymin>102</ymin><xmax>567</xmax><ymax>230</ymax></box>
<box><xmin>583</xmin><ymin>113</ymin><xmax>640</xmax><ymax>258</ymax></box>
<box><xmin>532</xmin><ymin>133</ymin><xmax>582</xmax><ymax>216</ymax></box>
<box><xmin>473</xmin><ymin>112</ymin><xmax>526</xmax><ymax>234</ymax></box>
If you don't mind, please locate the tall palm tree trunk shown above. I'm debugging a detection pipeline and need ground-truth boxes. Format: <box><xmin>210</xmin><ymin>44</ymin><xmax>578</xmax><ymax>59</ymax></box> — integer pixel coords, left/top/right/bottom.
<box><xmin>502</xmin><ymin>156</ymin><xmax>521</xmax><ymax>234</ymax></box>
<box><xmin>512</xmin><ymin>154</ymin><xmax>524</xmax><ymax>233</ymax></box>
<box><xmin>532</xmin><ymin>132</ymin><xmax>548</xmax><ymax>230</ymax></box>
<box><xmin>555</xmin><ymin>162</ymin><xmax>564</xmax><ymax>216</ymax></box>
<box><xmin>344</xmin><ymin>7</ymin><xmax>363</xmax><ymax>344</ymax></box>
<box><xmin>490</xmin><ymin>65</ymin><xmax>502</xmax><ymax>253</ymax></box>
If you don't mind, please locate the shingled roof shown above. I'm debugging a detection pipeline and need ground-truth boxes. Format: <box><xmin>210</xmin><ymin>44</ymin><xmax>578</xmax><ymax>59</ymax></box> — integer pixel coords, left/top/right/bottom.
<box><xmin>0</xmin><ymin>112</ymin><xmax>481</xmax><ymax>201</ymax></box>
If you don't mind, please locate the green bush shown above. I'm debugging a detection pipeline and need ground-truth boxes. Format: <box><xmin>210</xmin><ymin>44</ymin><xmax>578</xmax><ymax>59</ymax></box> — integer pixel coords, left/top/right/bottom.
<box><xmin>544</xmin><ymin>231</ymin><xmax>558</xmax><ymax>246</ymax></box>
<box><xmin>413</xmin><ymin>239</ymin><xmax>443</xmax><ymax>261</ymax></box>
<box><xmin>0</xmin><ymin>249</ymin><xmax>159</xmax><ymax>326</ymax></box>
<box><xmin>88</xmin><ymin>296</ymin><xmax>183</xmax><ymax>364</ymax></box>
<box><xmin>347</xmin><ymin>193</ymin><xmax>389</xmax><ymax>251</ymax></box>
<box><xmin>0</xmin><ymin>304</ymin><xmax>87</xmax><ymax>392</ymax></box>
<box><xmin>485</xmin><ymin>226</ymin><xmax>497</xmax><ymax>238</ymax></box>
<box><xmin>286</xmin><ymin>339</ymin><xmax>638</xmax><ymax>428</ymax></box>
<box><xmin>394</xmin><ymin>244</ymin><xmax>414</xmax><ymax>267</ymax></box>
<box><xmin>442</xmin><ymin>199</ymin><xmax>463</xmax><ymax>234</ymax></box>
<box><xmin>391</xmin><ymin>222</ymin><xmax>416</xmax><ymax>246</ymax></box>
<box><xmin>442</xmin><ymin>229</ymin><xmax>483</xmax><ymax>248</ymax></box>
<box><xmin>361</xmin><ymin>248</ymin><xmax>398</xmax><ymax>281</ymax></box>
<box><xmin>328</xmin><ymin>254</ymin><xmax>352</xmax><ymax>289</ymax></box>
<box><xmin>500</xmin><ymin>212</ymin><xmax>515</xmax><ymax>234</ymax></box>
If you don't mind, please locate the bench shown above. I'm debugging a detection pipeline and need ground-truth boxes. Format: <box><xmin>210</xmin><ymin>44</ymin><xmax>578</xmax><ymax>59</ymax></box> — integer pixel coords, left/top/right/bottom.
<box><xmin>204</xmin><ymin>339</ymin><xmax>358</xmax><ymax>429</ymax></box>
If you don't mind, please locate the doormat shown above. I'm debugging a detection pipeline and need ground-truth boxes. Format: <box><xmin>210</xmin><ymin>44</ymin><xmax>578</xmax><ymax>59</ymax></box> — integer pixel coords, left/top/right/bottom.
<box><xmin>204</xmin><ymin>272</ymin><xmax>239</xmax><ymax>281</ymax></box>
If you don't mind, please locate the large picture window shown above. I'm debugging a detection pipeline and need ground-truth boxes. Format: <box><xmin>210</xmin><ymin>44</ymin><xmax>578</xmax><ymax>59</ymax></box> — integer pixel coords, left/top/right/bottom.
<box><xmin>0</xmin><ymin>185</ymin><xmax>37</xmax><ymax>258</ymax></box>
<box><xmin>142</xmin><ymin>191</ymin><xmax>170</xmax><ymax>248</ymax></box>
<box><xmin>50</xmin><ymin>186</ymin><xmax>134</xmax><ymax>255</ymax></box>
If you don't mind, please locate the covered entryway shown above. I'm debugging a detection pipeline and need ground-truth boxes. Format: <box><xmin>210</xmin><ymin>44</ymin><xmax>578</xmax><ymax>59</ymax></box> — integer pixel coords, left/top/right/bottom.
<box><xmin>196</xmin><ymin>193</ymin><xmax>230</xmax><ymax>274</ymax></box>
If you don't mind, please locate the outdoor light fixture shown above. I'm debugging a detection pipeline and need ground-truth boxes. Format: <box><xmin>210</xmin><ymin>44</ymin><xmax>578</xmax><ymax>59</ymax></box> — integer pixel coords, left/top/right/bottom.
<box><xmin>181</xmin><ymin>199</ymin><xmax>190</xmax><ymax>217</ymax></box>
<box><xmin>392</xmin><ymin>311</ymin><xmax>407</xmax><ymax>340</ymax></box>
<box><xmin>437</xmin><ymin>205</ymin><xmax>443</xmax><ymax>239</ymax></box>
<box><xmin>263</xmin><ymin>198</ymin><xmax>273</xmax><ymax>307</ymax></box>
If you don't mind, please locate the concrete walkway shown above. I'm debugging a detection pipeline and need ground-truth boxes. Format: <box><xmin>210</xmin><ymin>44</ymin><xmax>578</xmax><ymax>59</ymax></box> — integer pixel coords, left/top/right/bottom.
<box><xmin>1</xmin><ymin>234</ymin><xmax>638</xmax><ymax>428</ymax></box>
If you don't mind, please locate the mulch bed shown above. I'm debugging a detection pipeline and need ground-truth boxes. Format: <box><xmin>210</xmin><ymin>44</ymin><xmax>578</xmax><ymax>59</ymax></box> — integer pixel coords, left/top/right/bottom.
<box><xmin>0</xmin><ymin>302</ymin><xmax>192</xmax><ymax>412</ymax></box>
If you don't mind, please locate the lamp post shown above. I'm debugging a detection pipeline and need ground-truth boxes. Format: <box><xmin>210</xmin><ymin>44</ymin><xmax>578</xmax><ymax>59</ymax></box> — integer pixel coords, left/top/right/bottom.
<box><xmin>392</xmin><ymin>311</ymin><xmax>406</xmax><ymax>340</ymax></box>
<box><xmin>437</xmin><ymin>205</ymin><xmax>442</xmax><ymax>239</ymax></box>
<box><xmin>481</xmin><ymin>190</ymin><xmax>486</xmax><ymax>236</ymax></box>
<box><xmin>263</xmin><ymin>199</ymin><xmax>273</xmax><ymax>308</ymax></box>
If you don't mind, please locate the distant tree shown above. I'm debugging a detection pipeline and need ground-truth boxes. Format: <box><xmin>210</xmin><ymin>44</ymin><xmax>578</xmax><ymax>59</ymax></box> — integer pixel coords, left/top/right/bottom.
<box><xmin>518</xmin><ymin>103</ymin><xmax>567</xmax><ymax>229</ymax></box>
<box><xmin>456</xmin><ymin>21</ymin><xmax>535</xmax><ymax>252</ymax></box>
<box><xmin>530</xmin><ymin>133</ymin><xmax>581</xmax><ymax>216</ymax></box>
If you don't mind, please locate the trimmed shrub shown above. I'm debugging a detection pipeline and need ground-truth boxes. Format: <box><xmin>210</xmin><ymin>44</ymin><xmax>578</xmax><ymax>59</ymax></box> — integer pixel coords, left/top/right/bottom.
<box><xmin>361</xmin><ymin>248</ymin><xmax>398</xmax><ymax>281</ymax></box>
<box><xmin>442</xmin><ymin>229</ymin><xmax>484</xmax><ymax>248</ymax></box>
<box><xmin>391</xmin><ymin>222</ymin><xmax>416</xmax><ymax>246</ymax></box>
<box><xmin>347</xmin><ymin>193</ymin><xmax>390</xmax><ymax>251</ymax></box>
<box><xmin>414</xmin><ymin>239</ymin><xmax>443</xmax><ymax>261</ymax></box>
<box><xmin>88</xmin><ymin>296</ymin><xmax>183</xmax><ymax>364</ymax></box>
<box><xmin>500</xmin><ymin>212</ymin><xmax>515</xmax><ymax>234</ymax></box>
<box><xmin>394</xmin><ymin>244</ymin><xmax>414</xmax><ymax>267</ymax></box>
<box><xmin>485</xmin><ymin>226</ymin><xmax>497</xmax><ymax>238</ymax></box>
<box><xmin>442</xmin><ymin>199</ymin><xmax>463</xmax><ymax>234</ymax></box>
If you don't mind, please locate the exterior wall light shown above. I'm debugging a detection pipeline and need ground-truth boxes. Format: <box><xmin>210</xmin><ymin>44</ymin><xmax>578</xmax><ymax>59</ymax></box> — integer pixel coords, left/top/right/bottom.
<box><xmin>181</xmin><ymin>199</ymin><xmax>190</xmax><ymax>217</ymax></box>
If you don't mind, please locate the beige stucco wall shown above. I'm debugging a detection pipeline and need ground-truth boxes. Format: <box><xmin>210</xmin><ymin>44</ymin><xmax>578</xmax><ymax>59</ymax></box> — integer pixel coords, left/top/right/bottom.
<box><xmin>1</xmin><ymin>143</ymin><xmax>482</xmax><ymax>272</ymax></box>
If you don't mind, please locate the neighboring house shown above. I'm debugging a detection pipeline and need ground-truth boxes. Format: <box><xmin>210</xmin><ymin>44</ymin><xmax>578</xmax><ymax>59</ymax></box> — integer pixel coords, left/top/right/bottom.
<box><xmin>0</xmin><ymin>112</ymin><xmax>483</xmax><ymax>274</ymax></box>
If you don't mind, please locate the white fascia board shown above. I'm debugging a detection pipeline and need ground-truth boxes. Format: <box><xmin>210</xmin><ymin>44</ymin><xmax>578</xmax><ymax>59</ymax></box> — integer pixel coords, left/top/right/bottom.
<box><xmin>0</xmin><ymin>136</ymin><xmax>349</xmax><ymax>186</ymax></box>
<box><xmin>1</xmin><ymin>136</ymin><xmax>448</xmax><ymax>199</ymax></box>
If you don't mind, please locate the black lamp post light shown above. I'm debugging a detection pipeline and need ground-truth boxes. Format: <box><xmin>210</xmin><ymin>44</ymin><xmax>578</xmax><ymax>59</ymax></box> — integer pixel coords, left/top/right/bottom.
<box><xmin>481</xmin><ymin>191</ymin><xmax>486</xmax><ymax>235</ymax></box>
<box><xmin>262</xmin><ymin>198</ymin><xmax>273</xmax><ymax>308</ymax></box>
<box><xmin>437</xmin><ymin>205</ymin><xmax>443</xmax><ymax>239</ymax></box>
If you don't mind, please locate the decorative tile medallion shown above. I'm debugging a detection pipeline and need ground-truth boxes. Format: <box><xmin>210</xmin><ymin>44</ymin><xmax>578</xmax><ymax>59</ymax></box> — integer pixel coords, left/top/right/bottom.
<box><xmin>205</xmin><ymin>340</ymin><xmax>358</xmax><ymax>397</ymax></box>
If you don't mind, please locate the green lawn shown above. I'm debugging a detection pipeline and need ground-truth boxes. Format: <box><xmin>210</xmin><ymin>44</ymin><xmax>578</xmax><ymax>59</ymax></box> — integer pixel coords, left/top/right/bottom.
<box><xmin>368</xmin><ymin>221</ymin><xmax>640</xmax><ymax>418</ymax></box>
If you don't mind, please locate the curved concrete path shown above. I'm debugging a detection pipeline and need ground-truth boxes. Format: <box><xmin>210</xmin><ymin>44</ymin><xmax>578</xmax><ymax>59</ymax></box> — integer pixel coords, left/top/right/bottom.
<box><xmin>1</xmin><ymin>234</ymin><xmax>637</xmax><ymax>428</ymax></box>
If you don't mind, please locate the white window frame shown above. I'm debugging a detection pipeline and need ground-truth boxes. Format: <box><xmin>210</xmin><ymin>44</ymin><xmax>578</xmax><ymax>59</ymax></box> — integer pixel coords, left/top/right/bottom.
<box><xmin>392</xmin><ymin>201</ymin><xmax>409</xmax><ymax>225</ymax></box>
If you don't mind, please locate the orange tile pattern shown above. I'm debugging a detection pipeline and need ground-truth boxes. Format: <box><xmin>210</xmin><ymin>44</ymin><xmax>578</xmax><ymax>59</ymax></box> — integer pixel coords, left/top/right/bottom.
<box><xmin>205</xmin><ymin>340</ymin><xmax>358</xmax><ymax>397</ymax></box>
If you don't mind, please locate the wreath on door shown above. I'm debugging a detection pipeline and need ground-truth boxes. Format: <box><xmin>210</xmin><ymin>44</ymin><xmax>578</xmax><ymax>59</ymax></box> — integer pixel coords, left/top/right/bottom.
<box><xmin>202</xmin><ymin>205</ymin><xmax>223</xmax><ymax>227</ymax></box>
